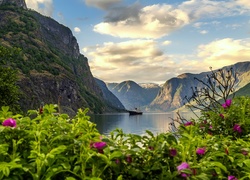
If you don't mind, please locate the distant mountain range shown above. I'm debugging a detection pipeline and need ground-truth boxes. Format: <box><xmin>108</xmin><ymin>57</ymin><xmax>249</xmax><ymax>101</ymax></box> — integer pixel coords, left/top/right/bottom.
<box><xmin>106</xmin><ymin>61</ymin><xmax>250</xmax><ymax>112</ymax></box>
<box><xmin>106</xmin><ymin>81</ymin><xmax>160</xmax><ymax>110</ymax></box>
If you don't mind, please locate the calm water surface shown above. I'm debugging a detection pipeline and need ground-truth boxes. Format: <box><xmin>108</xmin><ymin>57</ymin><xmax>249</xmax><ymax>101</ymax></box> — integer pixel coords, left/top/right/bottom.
<box><xmin>90</xmin><ymin>112</ymin><xmax>197</xmax><ymax>136</ymax></box>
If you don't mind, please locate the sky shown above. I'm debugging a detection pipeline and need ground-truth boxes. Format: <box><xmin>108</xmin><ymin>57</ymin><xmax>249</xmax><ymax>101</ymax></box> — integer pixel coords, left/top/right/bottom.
<box><xmin>25</xmin><ymin>0</ymin><xmax>250</xmax><ymax>84</ymax></box>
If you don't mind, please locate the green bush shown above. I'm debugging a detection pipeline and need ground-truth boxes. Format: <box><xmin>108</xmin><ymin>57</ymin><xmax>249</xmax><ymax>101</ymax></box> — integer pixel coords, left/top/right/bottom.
<box><xmin>1</xmin><ymin>67</ymin><xmax>250</xmax><ymax>179</ymax></box>
<box><xmin>1</xmin><ymin>96</ymin><xmax>250</xmax><ymax>179</ymax></box>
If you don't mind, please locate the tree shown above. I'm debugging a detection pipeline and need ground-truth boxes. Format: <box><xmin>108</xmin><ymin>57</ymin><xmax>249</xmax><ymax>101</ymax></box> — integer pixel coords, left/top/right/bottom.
<box><xmin>0</xmin><ymin>46</ymin><xmax>20</xmax><ymax>112</ymax></box>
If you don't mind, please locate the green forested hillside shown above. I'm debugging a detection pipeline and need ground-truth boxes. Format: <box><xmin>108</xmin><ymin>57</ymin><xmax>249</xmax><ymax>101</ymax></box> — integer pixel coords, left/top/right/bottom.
<box><xmin>0</xmin><ymin>4</ymin><xmax>110</xmax><ymax>114</ymax></box>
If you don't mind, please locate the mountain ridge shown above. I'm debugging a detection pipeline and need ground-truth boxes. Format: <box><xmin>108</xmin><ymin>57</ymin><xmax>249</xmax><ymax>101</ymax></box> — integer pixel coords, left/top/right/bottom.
<box><xmin>0</xmin><ymin>1</ymin><xmax>123</xmax><ymax>114</ymax></box>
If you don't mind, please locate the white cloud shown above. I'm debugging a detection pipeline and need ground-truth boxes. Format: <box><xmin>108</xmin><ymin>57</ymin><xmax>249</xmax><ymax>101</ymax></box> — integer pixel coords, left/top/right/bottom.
<box><xmin>197</xmin><ymin>38</ymin><xmax>250</xmax><ymax>69</ymax></box>
<box><xmin>93</xmin><ymin>0</ymin><xmax>249</xmax><ymax>39</ymax></box>
<box><xmin>162</xmin><ymin>41</ymin><xmax>172</xmax><ymax>46</ymax></box>
<box><xmin>74</xmin><ymin>27</ymin><xmax>81</xmax><ymax>33</ymax></box>
<box><xmin>26</xmin><ymin>0</ymin><xmax>53</xmax><ymax>16</ymax></box>
<box><xmin>86</xmin><ymin>38</ymin><xmax>250</xmax><ymax>83</ymax></box>
<box><xmin>94</xmin><ymin>4</ymin><xmax>190</xmax><ymax>39</ymax></box>
<box><xmin>237</xmin><ymin>0</ymin><xmax>250</xmax><ymax>8</ymax></box>
<box><xmin>179</xmin><ymin>0</ymin><xmax>245</xmax><ymax>20</ymax></box>
<box><xmin>199</xmin><ymin>30</ymin><xmax>208</xmax><ymax>34</ymax></box>
<box><xmin>86</xmin><ymin>39</ymin><xmax>178</xmax><ymax>83</ymax></box>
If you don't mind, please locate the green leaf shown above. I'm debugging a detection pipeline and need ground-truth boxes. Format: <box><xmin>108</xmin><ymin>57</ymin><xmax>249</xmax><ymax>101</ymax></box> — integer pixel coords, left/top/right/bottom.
<box><xmin>46</xmin><ymin>145</ymin><xmax>67</xmax><ymax>159</ymax></box>
<box><xmin>146</xmin><ymin>130</ymin><xmax>154</xmax><ymax>138</ymax></box>
<box><xmin>65</xmin><ymin>177</ymin><xmax>76</xmax><ymax>180</ymax></box>
<box><xmin>243</xmin><ymin>159</ymin><xmax>250</xmax><ymax>168</ymax></box>
<box><xmin>117</xmin><ymin>175</ymin><xmax>123</xmax><ymax>180</ymax></box>
<box><xmin>110</xmin><ymin>151</ymin><xmax>123</xmax><ymax>160</ymax></box>
<box><xmin>209</xmin><ymin>162</ymin><xmax>227</xmax><ymax>173</ymax></box>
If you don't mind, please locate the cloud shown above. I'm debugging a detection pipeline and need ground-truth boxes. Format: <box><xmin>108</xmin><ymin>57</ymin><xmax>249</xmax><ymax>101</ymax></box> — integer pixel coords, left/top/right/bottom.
<box><xmin>179</xmin><ymin>0</ymin><xmax>245</xmax><ymax>20</ymax></box>
<box><xmin>85</xmin><ymin>0</ymin><xmax>121</xmax><ymax>10</ymax></box>
<box><xmin>94</xmin><ymin>4</ymin><xmax>190</xmax><ymax>39</ymax></box>
<box><xmin>199</xmin><ymin>30</ymin><xmax>208</xmax><ymax>34</ymax></box>
<box><xmin>104</xmin><ymin>3</ymin><xmax>141</xmax><ymax>23</ymax></box>
<box><xmin>162</xmin><ymin>41</ymin><xmax>172</xmax><ymax>46</ymax></box>
<box><xmin>85</xmin><ymin>39</ymin><xmax>178</xmax><ymax>83</ymax></box>
<box><xmin>93</xmin><ymin>0</ymin><xmax>249</xmax><ymax>39</ymax></box>
<box><xmin>197</xmin><ymin>38</ymin><xmax>250</xmax><ymax>69</ymax></box>
<box><xmin>237</xmin><ymin>0</ymin><xmax>250</xmax><ymax>8</ymax></box>
<box><xmin>86</xmin><ymin>38</ymin><xmax>250</xmax><ymax>83</ymax></box>
<box><xmin>26</xmin><ymin>0</ymin><xmax>53</xmax><ymax>16</ymax></box>
<box><xmin>74</xmin><ymin>27</ymin><xmax>81</xmax><ymax>33</ymax></box>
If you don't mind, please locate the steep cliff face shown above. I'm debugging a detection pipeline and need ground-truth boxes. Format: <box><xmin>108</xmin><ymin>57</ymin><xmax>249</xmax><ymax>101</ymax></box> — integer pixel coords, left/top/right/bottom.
<box><xmin>95</xmin><ymin>78</ymin><xmax>125</xmax><ymax>111</ymax></box>
<box><xmin>0</xmin><ymin>2</ymin><xmax>117</xmax><ymax>114</ymax></box>
<box><xmin>0</xmin><ymin>0</ymin><xmax>27</xmax><ymax>9</ymax></box>
<box><xmin>149</xmin><ymin>61</ymin><xmax>250</xmax><ymax>112</ymax></box>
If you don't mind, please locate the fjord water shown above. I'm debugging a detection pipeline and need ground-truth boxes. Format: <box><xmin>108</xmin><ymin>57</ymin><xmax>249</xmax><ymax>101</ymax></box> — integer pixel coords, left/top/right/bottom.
<box><xmin>90</xmin><ymin>112</ymin><xmax>197</xmax><ymax>136</ymax></box>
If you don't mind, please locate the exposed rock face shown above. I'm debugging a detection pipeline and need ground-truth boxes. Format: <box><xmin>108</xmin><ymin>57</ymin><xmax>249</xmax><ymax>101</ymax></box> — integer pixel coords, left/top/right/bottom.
<box><xmin>32</xmin><ymin>12</ymin><xmax>80</xmax><ymax>59</ymax></box>
<box><xmin>95</xmin><ymin>78</ymin><xmax>125</xmax><ymax>111</ymax></box>
<box><xmin>18</xmin><ymin>73</ymin><xmax>86</xmax><ymax>115</ymax></box>
<box><xmin>0</xmin><ymin>2</ymin><xmax>122</xmax><ymax>114</ymax></box>
<box><xmin>149</xmin><ymin>61</ymin><xmax>250</xmax><ymax>112</ymax></box>
<box><xmin>0</xmin><ymin>0</ymin><xmax>27</xmax><ymax>9</ymax></box>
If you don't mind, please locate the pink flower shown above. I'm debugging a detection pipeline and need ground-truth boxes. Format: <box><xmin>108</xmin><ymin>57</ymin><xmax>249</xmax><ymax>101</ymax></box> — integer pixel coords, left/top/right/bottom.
<box><xmin>184</xmin><ymin>121</ymin><xmax>193</xmax><ymax>126</ymax></box>
<box><xmin>177</xmin><ymin>162</ymin><xmax>190</xmax><ymax>171</ymax></box>
<box><xmin>233</xmin><ymin>124</ymin><xmax>242</xmax><ymax>133</ymax></box>
<box><xmin>219</xmin><ymin>113</ymin><xmax>224</xmax><ymax>119</ymax></box>
<box><xmin>169</xmin><ymin>148</ymin><xmax>177</xmax><ymax>157</ymax></box>
<box><xmin>228</xmin><ymin>175</ymin><xmax>238</xmax><ymax>180</ymax></box>
<box><xmin>177</xmin><ymin>162</ymin><xmax>190</xmax><ymax>178</ymax></box>
<box><xmin>2</xmin><ymin>118</ymin><xmax>16</xmax><ymax>128</ymax></box>
<box><xmin>242</xmin><ymin>150</ymin><xmax>248</xmax><ymax>156</ymax></box>
<box><xmin>225</xmin><ymin>148</ymin><xmax>229</xmax><ymax>155</ymax></box>
<box><xmin>222</xmin><ymin>99</ymin><xmax>232</xmax><ymax>108</ymax></box>
<box><xmin>92</xmin><ymin>142</ymin><xmax>106</xmax><ymax>150</ymax></box>
<box><xmin>196</xmin><ymin>147</ymin><xmax>206</xmax><ymax>155</ymax></box>
<box><xmin>115</xmin><ymin>159</ymin><xmax>120</xmax><ymax>164</ymax></box>
<box><xmin>126</xmin><ymin>155</ymin><xmax>132</xmax><ymax>163</ymax></box>
<box><xmin>148</xmin><ymin>146</ymin><xmax>154</xmax><ymax>150</ymax></box>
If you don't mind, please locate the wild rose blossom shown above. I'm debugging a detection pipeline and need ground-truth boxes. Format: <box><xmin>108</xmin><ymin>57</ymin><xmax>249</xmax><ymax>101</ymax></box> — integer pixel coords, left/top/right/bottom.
<box><xmin>177</xmin><ymin>162</ymin><xmax>190</xmax><ymax>178</ymax></box>
<box><xmin>126</xmin><ymin>155</ymin><xmax>132</xmax><ymax>163</ymax></box>
<box><xmin>222</xmin><ymin>99</ymin><xmax>232</xmax><ymax>108</ymax></box>
<box><xmin>233</xmin><ymin>124</ymin><xmax>242</xmax><ymax>133</ymax></box>
<box><xmin>169</xmin><ymin>148</ymin><xmax>177</xmax><ymax>157</ymax></box>
<box><xmin>225</xmin><ymin>148</ymin><xmax>229</xmax><ymax>155</ymax></box>
<box><xmin>228</xmin><ymin>175</ymin><xmax>238</xmax><ymax>180</ymax></box>
<box><xmin>148</xmin><ymin>146</ymin><xmax>154</xmax><ymax>150</ymax></box>
<box><xmin>184</xmin><ymin>121</ymin><xmax>193</xmax><ymax>126</ymax></box>
<box><xmin>177</xmin><ymin>162</ymin><xmax>190</xmax><ymax>171</ymax></box>
<box><xmin>92</xmin><ymin>142</ymin><xmax>106</xmax><ymax>150</ymax></box>
<box><xmin>219</xmin><ymin>114</ymin><xmax>224</xmax><ymax>119</ymax></box>
<box><xmin>196</xmin><ymin>147</ymin><xmax>206</xmax><ymax>155</ymax></box>
<box><xmin>2</xmin><ymin>118</ymin><xmax>16</xmax><ymax>128</ymax></box>
<box><xmin>242</xmin><ymin>149</ymin><xmax>248</xmax><ymax>156</ymax></box>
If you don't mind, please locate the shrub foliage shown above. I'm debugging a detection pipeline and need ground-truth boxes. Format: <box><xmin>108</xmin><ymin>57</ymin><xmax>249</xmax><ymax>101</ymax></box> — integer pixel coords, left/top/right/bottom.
<box><xmin>1</xmin><ymin>67</ymin><xmax>250</xmax><ymax>180</ymax></box>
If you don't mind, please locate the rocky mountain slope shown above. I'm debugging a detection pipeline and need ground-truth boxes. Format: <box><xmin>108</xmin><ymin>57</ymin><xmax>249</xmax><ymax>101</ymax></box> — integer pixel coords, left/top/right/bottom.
<box><xmin>149</xmin><ymin>61</ymin><xmax>250</xmax><ymax>112</ymax></box>
<box><xmin>107</xmin><ymin>81</ymin><xmax>160</xmax><ymax>110</ymax></box>
<box><xmin>95</xmin><ymin>78</ymin><xmax>125</xmax><ymax>111</ymax></box>
<box><xmin>0</xmin><ymin>0</ymin><xmax>122</xmax><ymax>114</ymax></box>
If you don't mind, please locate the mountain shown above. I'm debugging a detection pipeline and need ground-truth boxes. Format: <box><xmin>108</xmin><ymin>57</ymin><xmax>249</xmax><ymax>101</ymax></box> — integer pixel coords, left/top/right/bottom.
<box><xmin>0</xmin><ymin>0</ymin><xmax>122</xmax><ymax>114</ymax></box>
<box><xmin>106</xmin><ymin>81</ymin><xmax>160</xmax><ymax>110</ymax></box>
<box><xmin>149</xmin><ymin>61</ymin><xmax>250</xmax><ymax>112</ymax></box>
<box><xmin>95</xmin><ymin>78</ymin><xmax>125</xmax><ymax>111</ymax></box>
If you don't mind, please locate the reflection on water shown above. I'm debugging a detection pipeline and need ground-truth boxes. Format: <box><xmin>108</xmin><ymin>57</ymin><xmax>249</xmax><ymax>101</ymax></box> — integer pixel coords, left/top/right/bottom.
<box><xmin>90</xmin><ymin>112</ymin><xmax>197</xmax><ymax>136</ymax></box>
